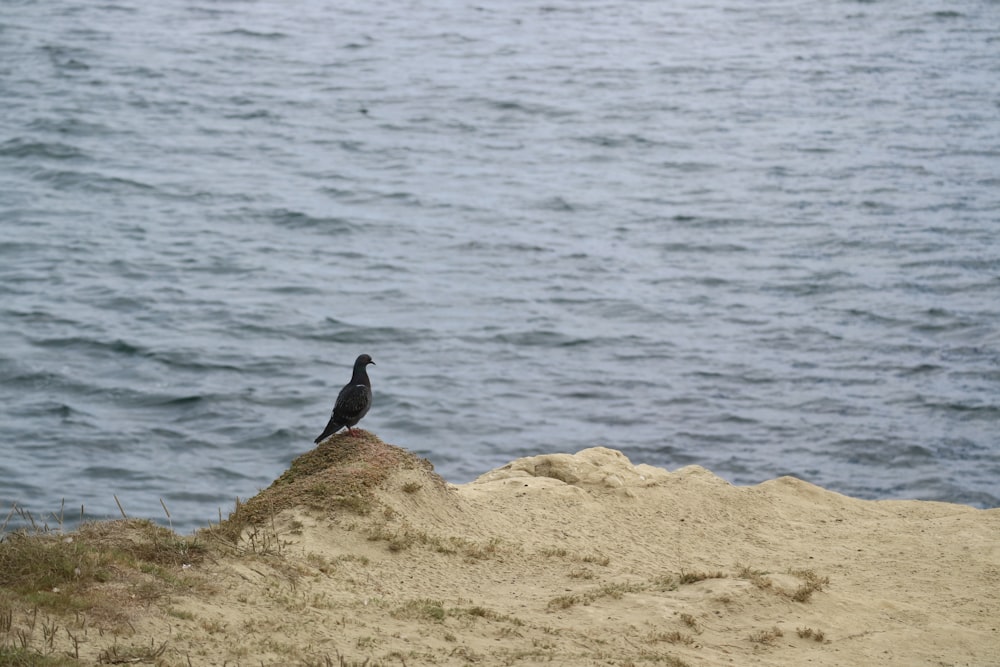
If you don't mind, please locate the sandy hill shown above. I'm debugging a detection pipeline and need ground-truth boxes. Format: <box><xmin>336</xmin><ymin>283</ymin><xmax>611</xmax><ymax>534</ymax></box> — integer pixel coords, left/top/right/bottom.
<box><xmin>2</xmin><ymin>433</ymin><xmax>998</xmax><ymax>666</ymax></box>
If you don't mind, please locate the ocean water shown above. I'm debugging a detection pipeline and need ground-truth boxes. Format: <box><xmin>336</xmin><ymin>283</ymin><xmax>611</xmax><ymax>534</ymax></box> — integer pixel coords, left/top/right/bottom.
<box><xmin>2</xmin><ymin>0</ymin><xmax>998</xmax><ymax>533</ymax></box>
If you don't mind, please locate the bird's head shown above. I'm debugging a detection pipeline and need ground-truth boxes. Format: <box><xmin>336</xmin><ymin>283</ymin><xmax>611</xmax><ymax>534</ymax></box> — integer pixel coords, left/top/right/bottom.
<box><xmin>356</xmin><ymin>353</ymin><xmax>375</xmax><ymax>367</ymax></box>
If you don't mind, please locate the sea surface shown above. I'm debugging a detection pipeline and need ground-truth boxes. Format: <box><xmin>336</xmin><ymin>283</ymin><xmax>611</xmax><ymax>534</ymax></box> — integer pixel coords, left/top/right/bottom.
<box><xmin>2</xmin><ymin>0</ymin><xmax>999</xmax><ymax>533</ymax></box>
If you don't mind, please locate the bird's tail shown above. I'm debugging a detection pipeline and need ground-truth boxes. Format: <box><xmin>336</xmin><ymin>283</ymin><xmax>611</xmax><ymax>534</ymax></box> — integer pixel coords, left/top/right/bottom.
<box><xmin>314</xmin><ymin>418</ymin><xmax>343</xmax><ymax>444</ymax></box>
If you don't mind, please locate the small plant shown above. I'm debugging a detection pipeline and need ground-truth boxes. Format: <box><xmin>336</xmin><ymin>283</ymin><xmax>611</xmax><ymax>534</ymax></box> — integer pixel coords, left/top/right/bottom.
<box><xmin>366</xmin><ymin>525</ymin><xmax>413</xmax><ymax>552</ymax></box>
<box><xmin>460</xmin><ymin>536</ymin><xmax>503</xmax><ymax>560</ymax></box>
<box><xmin>546</xmin><ymin>594</ymin><xmax>581</xmax><ymax>610</ymax></box>
<box><xmin>546</xmin><ymin>581</ymin><xmax>644</xmax><ymax>611</ymax></box>
<box><xmin>305</xmin><ymin>551</ymin><xmax>335</xmax><ymax>574</ymax></box>
<box><xmin>678</xmin><ymin>613</ymin><xmax>698</xmax><ymax>630</ymax></box>
<box><xmin>200</xmin><ymin>618</ymin><xmax>227</xmax><ymax>634</ymax></box>
<box><xmin>392</xmin><ymin>598</ymin><xmax>446</xmax><ymax>622</ymax></box>
<box><xmin>596</xmin><ymin>581</ymin><xmax>644</xmax><ymax>599</ymax></box>
<box><xmin>580</xmin><ymin>553</ymin><xmax>610</xmax><ymax>566</ymax></box>
<box><xmin>334</xmin><ymin>553</ymin><xmax>369</xmax><ymax>566</ymax></box>
<box><xmin>735</xmin><ymin>563</ymin><xmax>775</xmax><ymax>591</ymax></box>
<box><xmin>678</xmin><ymin>569</ymin><xmax>726</xmax><ymax>584</ymax></box>
<box><xmin>797</xmin><ymin>627</ymin><xmax>826</xmax><ymax>642</ymax></box>
<box><xmin>648</xmin><ymin>630</ymin><xmax>695</xmax><ymax>645</ymax></box>
<box><xmin>650</xmin><ymin>574</ymin><xmax>678</xmax><ymax>591</ymax></box>
<box><xmin>166</xmin><ymin>607</ymin><xmax>195</xmax><ymax>621</ymax></box>
<box><xmin>303</xmin><ymin>650</ymin><xmax>382</xmax><ymax>667</ymax></box>
<box><xmin>749</xmin><ymin>626</ymin><xmax>784</xmax><ymax>645</ymax></box>
<box><xmin>401</xmin><ymin>482</ymin><xmax>422</xmax><ymax>493</ymax></box>
<box><xmin>457</xmin><ymin>606</ymin><xmax>524</xmax><ymax>626</ymax></box>
<box><xmin>788</xmin><ymin>569</ymin><xmax>830</xmax><ymax>602</ymax></box>
<box><xmin>98</xmin><ymin>638</ymin><xmax>167</xmax><ymax>663</ymax></box>
<box><xmin>538</xmin><ymin>548</ymin><xmax>609</xmax><ymax>565</ymax></box>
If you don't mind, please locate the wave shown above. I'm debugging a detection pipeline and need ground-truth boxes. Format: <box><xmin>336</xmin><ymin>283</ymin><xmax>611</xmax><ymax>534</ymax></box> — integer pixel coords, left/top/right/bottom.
<box><xmin>32</xmin><ymin>168</ymin><xmax>157</xmax><ymax>194</ymax></box>
<box><xmin>214</xmin><ymin>29</ymin><xmax>289</xmax><ymax>40</ymax></box>
<box><xmin>0</xmin><ymin>138</ymin><xmax>88</xmax><ymax>160</ymax></box>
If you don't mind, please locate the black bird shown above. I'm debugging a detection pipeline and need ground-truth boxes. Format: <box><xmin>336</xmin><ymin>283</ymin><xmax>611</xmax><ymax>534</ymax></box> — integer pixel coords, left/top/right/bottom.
<box><xmin>314</xmin><ymin>354</ymin><xmax>375</xmax><ymax>443</ymax></box>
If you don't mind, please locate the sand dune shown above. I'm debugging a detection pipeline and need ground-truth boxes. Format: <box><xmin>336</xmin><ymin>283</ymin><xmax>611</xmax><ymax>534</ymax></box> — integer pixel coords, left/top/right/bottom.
<box><xmin>5</xmin><ymin>433</ymin><xmax>999</xmax><ymax>666</ymax></box>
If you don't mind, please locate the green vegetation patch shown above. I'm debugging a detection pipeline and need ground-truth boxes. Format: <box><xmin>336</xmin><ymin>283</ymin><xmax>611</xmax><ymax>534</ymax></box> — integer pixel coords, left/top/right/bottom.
<box><xmin>0</xmin><ymin>519</ymin><xmax>206</xmax><ymax>618</ymax></box>
<box><xmin>0</xmin><ymin>646</ymin><xmax>78</xmax><ymax>666</ymax></box>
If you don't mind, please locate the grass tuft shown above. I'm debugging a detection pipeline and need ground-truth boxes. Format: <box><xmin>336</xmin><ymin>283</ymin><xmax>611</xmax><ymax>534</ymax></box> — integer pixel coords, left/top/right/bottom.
<box><xmin>547</xmin><ymin>581</ymin><xmax>645</xmax><ymax>611</ymax></box>
<box><xmin>455</xmin><ymin>606</ymin><xmax>524</xmax><ymax>626</ymax></box>
<box><xmin>647</xmin><ymin>630</ymin><xmax>695</xmax><ymax>645</ymax></box>
<box><xmin>788</xmin><ymin>569</ymin><xmax>831</xmax><ymax>602</ymax></box>
<box><xmin>797</xmin><ymin>626</ymin><xmax>826</xmax><ymax>642</ymax></box>
<box><xmin>678</xmin><ymin>569</ymin><xmax>726</xmax><ymax>585</ymax></box>
<box><xmin>735</xmin><ymin>563</ymin><xmax>773</xmax><ymax>590</ymax></box>
<box><xmin>749</xmin><ymin>626</ymin><xmax>784</xmax><ymax>645</ymax></box>
<box><xmin>98</xmin><ymin>638</ymin><xmax>167</xmax><ymax>663</ymax></box>
<box><xmin>392</xmin><ymin>598</ymin><xmax>447</xmax><ymax>622</ymax></box>
<box><xmin>678</xmin><ymin>613</ymin><xmax>698</xmax><ymax>630</ymax></box>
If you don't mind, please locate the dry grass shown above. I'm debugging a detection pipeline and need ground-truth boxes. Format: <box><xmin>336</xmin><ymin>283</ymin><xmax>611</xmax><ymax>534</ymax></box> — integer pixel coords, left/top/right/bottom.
<box><xmin>735</xmin><ymin>562</ymin><xmax>773</xmax><ymax>590</ymax></box>
<box><xmin>797</xmin><ymin>626</ymin><xmax>826</xmax><ymax>642</ymax></box>
<box><xmin>734</xmin><ymin>563</ymin><xmax>829</xmax><ymax>602</ymax></box>
<box><xmin>580</xmin><ymin>552</ymin><xmax>611</xmax><ymax>566</ymax></box>
<box><xmin>454</xmin><ymin>606</ymin><xmax>525</xmax><ymax>627</ymax></box>
<box><xmin>387</xmin><ymin>599</ymin><xmax>527</xmax><ymax>630</ymax></box>
<box><xmin>546</xmin><ymin>581</ymin><xmax>645</xmax><ymax>611</ymax></box>
<box><xmin>621</xmin><ymin>654</ymin><xmax>691</xmax><ymax>667</ymax></box>
<box><xmin>650</xmin><ymin>574</ymin><xmax>679</xmax><ymax>591</ymax></box>
<box><xmin>97</xmin><ymin>638</ymin><xmax>167</xmax><ymax>663</ymax></box>
<box><xmin>539</xmin><ymin>547</ymin><xmax>569</xmax><ymax>557</ymax></box>
<box><xmin>364</xmin><ymin>522</ymin><xmax>506</xmax><ymax>560</ymax></box>
<box><xmin>546</xmin><ymin>593</ymin><xmax>582</xmax><ymax>610</ymax></box>
<box><xmin>788</xmin><ymin>568</ymin><xmax>831</xmax><ymax>602</ymax></box>
<box><xmin>392</xmin><ymin>598</ymin><xmax>447</xmax><ymax>623</ymax></box>
<box><xmin>678</xmin><ymin>569</ymin><xmax>726</xmax><ymax>584</ymax></box>
<box><xmin>538</xmin><ymin>547</ymin><xmax>610</xmax><ymax>566</ymax></box>
<box><xmin>647</xmin><ymin>630</ymin><xmax>696</xmax><ymax>645</ymax></box>
<box><xmin>678</xmin><ymin>613</ymin><xmax>699</xmax><ymax>631</ymax></box>
<box><xmin>749</xmin><ymin>626</ymin><xmax>784</xmax><ymax>645</ymax></box>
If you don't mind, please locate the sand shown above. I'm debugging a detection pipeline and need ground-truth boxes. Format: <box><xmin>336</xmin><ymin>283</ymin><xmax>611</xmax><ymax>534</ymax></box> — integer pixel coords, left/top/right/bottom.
<box><xmin>11</xmin><ymin>434</ymin><xmax>1000</xmax><ymax>666</ymax></box>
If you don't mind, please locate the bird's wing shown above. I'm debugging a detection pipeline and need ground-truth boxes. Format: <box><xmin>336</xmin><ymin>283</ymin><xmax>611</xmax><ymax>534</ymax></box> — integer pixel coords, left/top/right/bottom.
<box><xmin>335</xmin><ymin>384</ymin><xmax>371</xmax><ymax>418</ymax></box>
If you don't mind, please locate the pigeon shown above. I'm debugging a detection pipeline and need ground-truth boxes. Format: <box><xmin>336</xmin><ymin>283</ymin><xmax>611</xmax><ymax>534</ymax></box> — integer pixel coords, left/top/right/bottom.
<box><xmin>314</xmin><ymin>354</ymin><xmax>375</xmax><ymax>443</ymax></box>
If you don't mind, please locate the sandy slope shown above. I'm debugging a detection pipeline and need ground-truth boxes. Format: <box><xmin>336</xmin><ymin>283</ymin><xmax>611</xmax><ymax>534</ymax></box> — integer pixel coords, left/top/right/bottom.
<box><xmin>36</xmin><ymin>434</ymin><xmax>1000</xmax><ymax>665</ymax></box>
